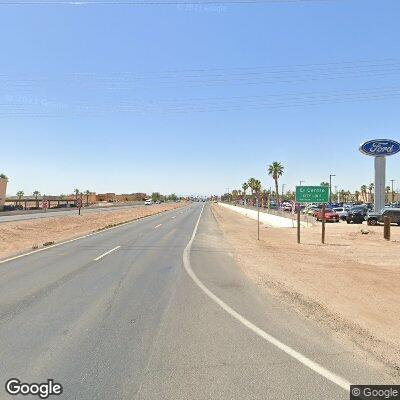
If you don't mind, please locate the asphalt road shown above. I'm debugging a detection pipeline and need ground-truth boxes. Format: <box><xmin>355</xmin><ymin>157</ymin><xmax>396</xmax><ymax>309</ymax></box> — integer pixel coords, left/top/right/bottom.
<box><xmin>0</xmin><ymin>203</ymin><xmax>392</xmax><ymax>399</ymax></box>
<box><xmin>0</xmin><ymin>204</ymin><xmax>146</xmax><ymax>223</ymax></box>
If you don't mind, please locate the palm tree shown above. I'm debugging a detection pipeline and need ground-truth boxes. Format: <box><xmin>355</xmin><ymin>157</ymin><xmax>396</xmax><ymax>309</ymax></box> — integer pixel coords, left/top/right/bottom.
<box><xmin>74</xmin><ymin>188</ymin><xmax>80</xmax><ymax>201</ymax></box>
<box><xmin>320</xmin><ymin>182</ymin><xmax>329</xmax><ymax>187</ymax></box>
<box><xmin>16</xmin><ymin>190</ymin><xmax>24</xmax><ymax>206</ymax></box>
<box><xmin>33</xmin><ymin>190</ymin><xmax>40</xmax><ymax>208</ymax></box>
<box><xmin>253</xmin><ymin>179</ymin><xmax>261</xmax><ymax>197</ymax></box>
<box><xmin>360</xmin><ymin>185</ymin><xmax>367</xmax><ymax>203</ymax></box>
<box><xmin>84</xmin><ymin>190</ymin><xmax>91</xmax><ymax>206</ymax></box>
<box><xmin>268</xmin><ymin>161</ymin><xmax>284</xmax><ymax>203</ymax></box>
<box><xmin>368</xmin><ymin>183</ymin><xmax>374</xmax><ymax>203</ymax></box>
<box><xmin>242</xmin><ymin>182</ymin><xmax>249</xmax><ymax>204</ymax></box>
<box><xmin>247</xmin><ymin>178</ymin><xmax>256</xmax><ymax>196</ymax></box>
<box><xmin>0</xmin><ymin>173</ymin><xmax>8</xmax><ymax>181</ymax></box>
<box><xmin>354</xmin><ymin>190</ymin><xmax>360</xmax><ymax>202</ymax></box>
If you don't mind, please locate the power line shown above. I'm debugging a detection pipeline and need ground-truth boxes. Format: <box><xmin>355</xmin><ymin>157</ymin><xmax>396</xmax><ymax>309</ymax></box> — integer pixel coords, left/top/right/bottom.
<box><xmin>1</xmin><ymin>59</ymin><xmax>400</xmax><ymax>90</ymax></box>
<box><xmin>2</xmin><ymin>85</ymin><xmax>400</xmax><ymax>116</ymax></box>
<box><xmin>0</xmin><ymin>0</ymin><xmax>344</xmax><ymax>5</ymax></box>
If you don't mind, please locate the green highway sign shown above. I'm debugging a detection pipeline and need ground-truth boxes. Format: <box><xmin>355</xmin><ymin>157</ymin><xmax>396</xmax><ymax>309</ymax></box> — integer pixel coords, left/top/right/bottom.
<box><xmin>295</xmin><ymin>186</ymin><xmax>329</xmax><ymax>203</ymax></box>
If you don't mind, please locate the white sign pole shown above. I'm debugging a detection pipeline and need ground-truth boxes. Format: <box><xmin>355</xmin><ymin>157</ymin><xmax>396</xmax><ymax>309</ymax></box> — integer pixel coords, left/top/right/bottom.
<box><xmin>374</xmin><ymin>156</ymin><xmax>386</xmax><ymax>212</ymax></box>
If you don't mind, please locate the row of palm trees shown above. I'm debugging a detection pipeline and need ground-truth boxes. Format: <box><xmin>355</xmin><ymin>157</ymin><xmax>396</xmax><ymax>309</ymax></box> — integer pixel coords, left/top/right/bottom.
<box><xmin>15</xmin><ymin>189</ymin><xmax>93</xmax><ymax>206</ymax></box>
<box><xmin>228</xmin><ymin>163</ymin><xmax>395</xmax><ymax>205</ymax></box>
<box><xmin>228</xmin><ymin>162</ymin><xmax>285</xmax><ymax>204</ymax></box>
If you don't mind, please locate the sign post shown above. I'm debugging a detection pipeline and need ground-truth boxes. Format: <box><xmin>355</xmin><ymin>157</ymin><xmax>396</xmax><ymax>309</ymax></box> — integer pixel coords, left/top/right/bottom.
<box><xmin>359</xmin><ymin>139</ymin><xmax>400</xmax><ymax>211</ymax></box>
<box><xmin>297</xmin><ymin>206</ymin><xmax>300</xmax><ymax>244</ymax></box>
<box><xmin>41</xmin><ymin>199</ymin><xmax>49</xmax><ymax>212</ymax></box>
<box><xmin>76</xmin><ymin>198</ymin><xmax>82</xmax><ymax>215</ymax></box>
<box><xmin>296</xmin><ymin>186</ymin><xmax>329</xmax><ymax>244</ymax></box>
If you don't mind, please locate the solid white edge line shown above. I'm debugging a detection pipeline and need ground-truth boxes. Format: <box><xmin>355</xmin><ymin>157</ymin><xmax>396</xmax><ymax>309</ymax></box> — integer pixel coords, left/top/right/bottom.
<box><xmin>154</xmin><ymin>224</ymin><xmax>162</xmax><ymax>228</ymax></box>
<box><xmin>93</xmin><ymin>246</ymin><xmax>121</xmax><ymax>261</ymax></box>
<box><xmin>182</xmin><ymin>204</ymin><xmax>351</xmax><ymax>392</ymax></box>
<box><xmin>0</xmin><ymin>205</ymin><xmax>189</xmax><ymax>265</ymax></box>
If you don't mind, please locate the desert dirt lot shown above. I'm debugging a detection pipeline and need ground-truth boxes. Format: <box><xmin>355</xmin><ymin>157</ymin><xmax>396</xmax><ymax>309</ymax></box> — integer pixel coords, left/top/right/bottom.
<box><xmin>0</xmin><ymin>203</ymin><xmax>186</xmax><ymax>261</ymax></box>
<box><xmin>212</xmin><ymin>204</ymin><xmax>400</xmax><ymax>374</ymax></box>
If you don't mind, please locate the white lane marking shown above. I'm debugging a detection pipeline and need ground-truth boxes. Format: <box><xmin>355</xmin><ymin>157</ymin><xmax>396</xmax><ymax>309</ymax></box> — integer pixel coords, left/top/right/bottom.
<box><xmin>0</xmin><ymin>205</ymin><xmax>191</xmax><ymax>266</ymax></box>
<box><xmin>171</xmin><ymin>216</ymin><xmax>176</xmax><ymax>219</ymax></box>
<box><xmin>183</xmin><ymin>205</ymin><xmax>351</xmax><ymax>392</ymax></box>
<box><xmin>154</xmin><ymin>224</ymin><xmax>162</xmax><ymax>228</ymax></box>
<box><xmin>94</xmin><ymin>246</ymin><xmax>121</xmax><ymax>261</ymax></box>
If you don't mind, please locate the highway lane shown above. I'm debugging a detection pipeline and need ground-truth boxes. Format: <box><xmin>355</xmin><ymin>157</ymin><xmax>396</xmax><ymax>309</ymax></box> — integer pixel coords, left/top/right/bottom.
<box><xmin>0</xmin><ymin>203</ymin><xmax>392</xmax><ymax>399</ymax></box>
<box><xmin>0</xmin><ymin>204</ymin><xmax>147</xmax><ymax>223</ymax></box>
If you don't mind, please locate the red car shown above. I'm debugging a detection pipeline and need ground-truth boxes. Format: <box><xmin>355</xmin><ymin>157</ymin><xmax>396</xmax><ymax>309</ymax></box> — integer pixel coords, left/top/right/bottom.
<box><xmin>314</xmin><ymin>208</ymin><xmax>340</xmax><ymax>222</ymax></box>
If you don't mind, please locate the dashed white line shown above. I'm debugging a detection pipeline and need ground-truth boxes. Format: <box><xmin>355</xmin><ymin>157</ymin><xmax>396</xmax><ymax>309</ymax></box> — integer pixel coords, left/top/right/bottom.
<box><xmin>183</xmin><ymin>204</ymin><xmax>351</xmax><ymax>393</ymax></box>
<box><xmin>171</xmin><ymin>216</ymin><xmax>176</xmax><ymax>219</ymax></box>
<box><xmin>154</xmin><ymin>224</ymin><xmax>162</xmax><ymax>228</ymax></box>
<box><xmin>94</xmin><ymin>246</ymin><xmax>121</xmax><ymax>261</ymax></box>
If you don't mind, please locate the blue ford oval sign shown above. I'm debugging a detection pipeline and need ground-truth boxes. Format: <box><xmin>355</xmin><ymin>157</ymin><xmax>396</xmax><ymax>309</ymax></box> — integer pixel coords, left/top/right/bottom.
<box><xmin>359</xmin><ymin>139</ymin><xmax>400</xmax><ymax>157</ymax></box>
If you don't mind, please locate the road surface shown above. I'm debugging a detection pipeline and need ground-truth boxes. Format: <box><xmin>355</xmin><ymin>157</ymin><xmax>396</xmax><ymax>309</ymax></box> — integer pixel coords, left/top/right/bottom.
<box><xmin>0</xmin><ymin>204</ymin><xmax>146</xmax><ymax>223</ymax></box>
<box><xmin>0</xmin><ymin>203</ymin><xmax>390</xmax><ymax>399</ymax></box>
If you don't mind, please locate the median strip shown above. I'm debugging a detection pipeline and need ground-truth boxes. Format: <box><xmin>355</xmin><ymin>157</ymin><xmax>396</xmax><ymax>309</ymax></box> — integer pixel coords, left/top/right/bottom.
<box><xmin>94</xmin><ymin>246</ymin><xmax>121</xmax><ymax>261</ymax></box>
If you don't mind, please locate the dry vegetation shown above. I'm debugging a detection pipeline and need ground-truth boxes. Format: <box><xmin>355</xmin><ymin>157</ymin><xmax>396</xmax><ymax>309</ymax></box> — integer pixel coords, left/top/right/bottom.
<box><xmin>212</xmin><ymin>204</ymin><xmax>400</xmax><ymax>373</ymax></box>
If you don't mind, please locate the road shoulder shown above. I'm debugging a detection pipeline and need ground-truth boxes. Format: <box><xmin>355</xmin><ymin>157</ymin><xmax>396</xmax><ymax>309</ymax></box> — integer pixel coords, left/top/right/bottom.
<box><xmin>211</xmin><ymin>203</ymin><xmax>400</xmax><ymax>377</ymax></box>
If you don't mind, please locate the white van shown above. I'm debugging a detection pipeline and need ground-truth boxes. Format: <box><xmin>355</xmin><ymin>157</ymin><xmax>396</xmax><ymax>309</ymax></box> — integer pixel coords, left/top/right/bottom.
<box><xmin>144</xmin><ymin>199</ymin><xmax>153</xmax><ymax>205</ymax></box>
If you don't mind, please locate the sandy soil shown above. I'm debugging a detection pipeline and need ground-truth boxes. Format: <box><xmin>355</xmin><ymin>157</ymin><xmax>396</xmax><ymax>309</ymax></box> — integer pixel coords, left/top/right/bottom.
<box><xmin>212</xmin><ymin>204</ymin><xmax>400</xmax><ymax>373</ymax></box>
<box><xmin>0</xmin><ymin>203</ymin><xmax>186</xmax><ymax>260</ymax></box>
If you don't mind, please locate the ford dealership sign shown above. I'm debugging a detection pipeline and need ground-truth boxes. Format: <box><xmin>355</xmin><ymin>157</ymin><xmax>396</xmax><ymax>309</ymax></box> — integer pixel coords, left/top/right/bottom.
<box><xmin>359</xmin><ymin>139</ymin><xmax>400</xmax><ymax>157</ymax></box>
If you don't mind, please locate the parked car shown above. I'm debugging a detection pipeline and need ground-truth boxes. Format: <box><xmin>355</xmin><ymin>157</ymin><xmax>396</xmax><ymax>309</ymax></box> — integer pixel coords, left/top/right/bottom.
<box><xmin>346</xmin><ymin>205</ymin><xmax>368</xmax><ymax>224</ymax></box>
<box><xmin>332</xmin><ymin>207</ymin><xmax>348</xmax><ymax>221</ymax></box>
<box><xmin>282</xmin><ymin>202</ymin><xmax>292</xmax><ymax>212</ymax></box>
<box><xmin>314</xmin><ymin>208</ymin><xmax>340</xmax><ymax>222</ymax></box>
<box><xmin>367</xmin><ymin>208</ymin><xmax>400</xmax><ymax>226</ymax></box>
<box><xmin>304</xmin><ymin>205</ymin><xmax>321</xmax><ymax>215</ymax></box>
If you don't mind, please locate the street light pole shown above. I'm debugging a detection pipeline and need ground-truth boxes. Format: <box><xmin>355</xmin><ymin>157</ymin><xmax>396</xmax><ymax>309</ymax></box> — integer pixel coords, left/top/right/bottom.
<box><xmin>299</xmin><ymin>180</ymin><xmax>305</xmax><ymax>186</ymax></box>
<box><xmin>329</xmin><ymin>174</ymin><xmax>336</xmax><ymax>204</ymax></box>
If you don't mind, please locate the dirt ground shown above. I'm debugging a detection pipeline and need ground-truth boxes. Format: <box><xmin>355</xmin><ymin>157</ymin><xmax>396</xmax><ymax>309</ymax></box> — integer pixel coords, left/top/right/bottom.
<box><xmin>0</xmin><ymin>203</ymin><xmax>186</xmax><ymax>261</ymax></box>
<box><xmin>212</xmin><ymin>204</ymin><xmax>400</xmax><ymax>374</ymax></box>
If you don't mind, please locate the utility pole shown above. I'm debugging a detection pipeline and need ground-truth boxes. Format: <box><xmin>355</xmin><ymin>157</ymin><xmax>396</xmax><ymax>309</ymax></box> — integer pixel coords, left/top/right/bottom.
<box><xmin>329</xmin><ymin>174</ymin><xmax>336</xmax><ymax>204</ymax></box>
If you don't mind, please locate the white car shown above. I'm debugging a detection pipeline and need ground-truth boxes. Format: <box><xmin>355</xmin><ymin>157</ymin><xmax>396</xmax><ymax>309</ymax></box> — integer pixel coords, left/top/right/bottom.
<box><xmin>144</xmin><ymin>199</ymin><xmax>153</xmax><ymax>205</ymax></box>
<box><xmin>333</xmin><ymin>207</ymin><xmax>347</xmax><ymax>220</ymax></box>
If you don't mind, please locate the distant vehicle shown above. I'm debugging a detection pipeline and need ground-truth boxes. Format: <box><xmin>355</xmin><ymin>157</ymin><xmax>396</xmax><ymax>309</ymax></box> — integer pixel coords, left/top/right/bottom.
<box><xmin>367</xmin><ymin>208</ymin><xmax>400</xmax><ymax>226</ymax></box>
<box><xmin>144</xmin><ymin>199</ymin><xmax>153</xmax><ymax>205</ymax></box>
<box><xmin>155</xmin><ymin>200</ymin><xmax>161</xmax><ymax>204</ymax></box>
<box><xmin>282</xmin><ymin>202</ymin><xmax>292</xmax><ymax>212</ymax></box>
<box><xmin>346</xmin><ymin>205</ymin><xmax>368</xmax><ymax>224</ymax></box>
<box><xmin>2</xmin><ymin>205</ymin><xmax>17</xmax><ymax>211</ymax></box>
<box><xmin>314</xmin><ymin>208</ymin><xmax>340</xmax><ymax>222</ymax></box>
<box><xmin>306</xmin><ymin>205</ymin><xmax>323</xmax><ymax>216</ymax></box>
<box><xmin>333</xmin><ymin>207</ymin><xmax>348</xmax><ymax>221</ymax></box>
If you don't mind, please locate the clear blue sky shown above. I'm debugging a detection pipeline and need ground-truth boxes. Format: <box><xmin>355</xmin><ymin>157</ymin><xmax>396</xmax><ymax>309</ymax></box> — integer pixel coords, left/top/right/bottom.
<box><xmin>1</xmin><ymin>0</ymin><xmax>400</xmax><ymax>196</ymax></box>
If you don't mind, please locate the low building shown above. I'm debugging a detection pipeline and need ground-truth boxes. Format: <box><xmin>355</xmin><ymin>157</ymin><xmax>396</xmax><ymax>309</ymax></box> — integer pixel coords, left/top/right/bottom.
<box><xmin>0</xmin><ymin>177</ymin><xmax>7</xmax><ymax>210</ymax></box>
<box><xmin>96</xmin><ymin>193</ymin><xmax>116</xmax><ymax>202</ymax></box>
<box><xmin>115</xmin><ymin>193</ymin><xmax>147</xmax><ymax>202</ymax></box>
